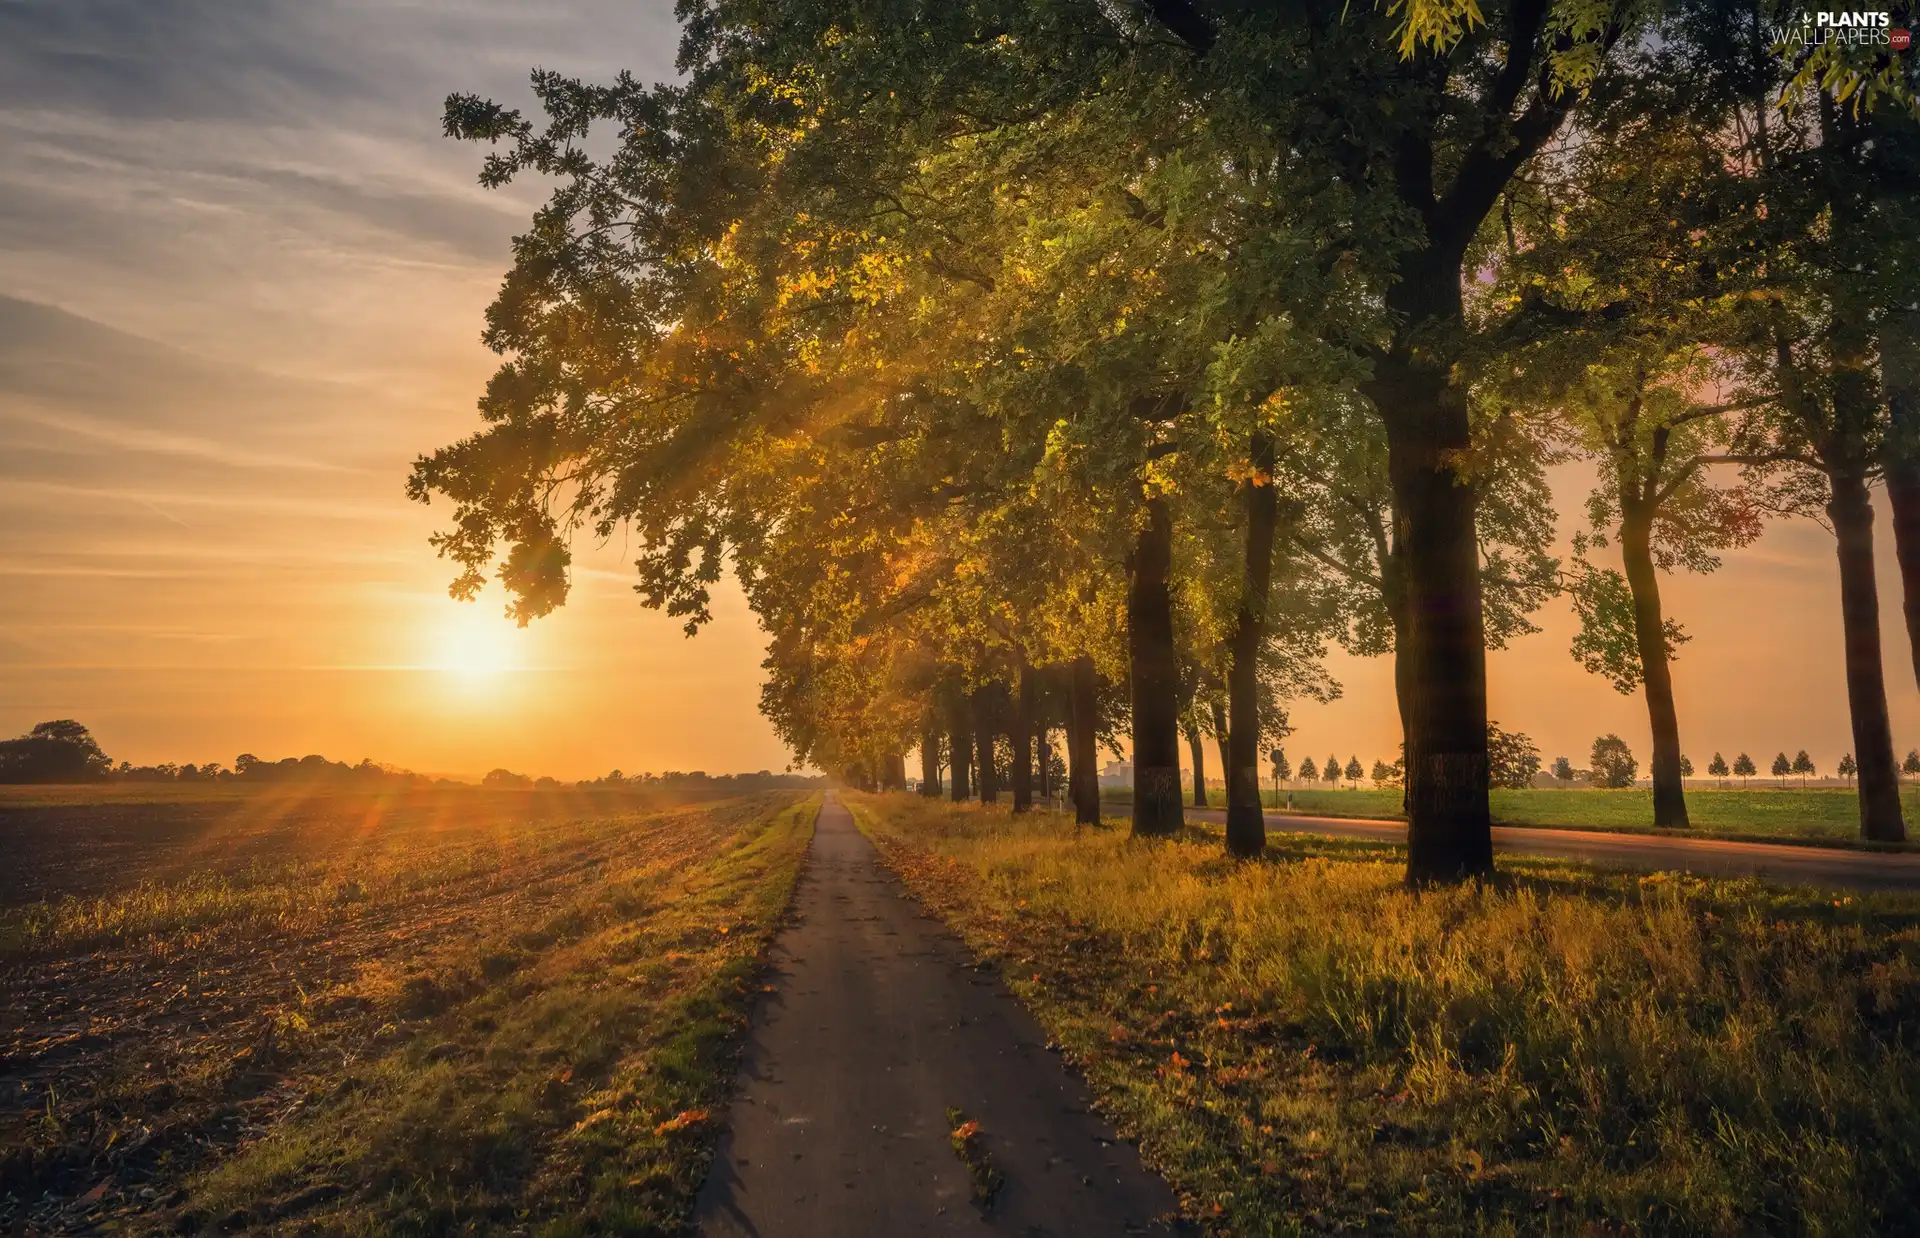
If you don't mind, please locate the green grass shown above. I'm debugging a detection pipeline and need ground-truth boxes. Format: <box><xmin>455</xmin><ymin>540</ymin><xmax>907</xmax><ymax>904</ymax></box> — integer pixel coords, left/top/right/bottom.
<box><xmin>853</xmin><ymin>793</ymin><xmax>1920</xmax><ymax>1236</ymax></box>
<box><xmin>1103</xmin><ymin>786</ymin><xmax>1920</xmax><ymax>847</ymax></box>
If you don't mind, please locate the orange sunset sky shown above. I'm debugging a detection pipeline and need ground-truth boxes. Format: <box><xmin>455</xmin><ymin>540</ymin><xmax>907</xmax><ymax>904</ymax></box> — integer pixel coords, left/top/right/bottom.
<box><xmin>3</xmin><ymin>1</ymin><xmax>1917</xmax><ymax>782</ymax></box>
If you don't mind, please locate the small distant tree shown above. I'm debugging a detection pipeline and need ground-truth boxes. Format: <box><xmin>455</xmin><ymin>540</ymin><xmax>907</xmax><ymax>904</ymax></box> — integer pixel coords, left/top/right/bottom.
<box><xmin>1679</xmin><ymin>754</ymin><xmax>1693</xmax><ymax>784</ymax></box>
<box><xmin>1044</xmin><ymin>745</ymin><xmax>1067</xmax><ymax>790</ymax></box>
<box><xmin>1370</xmin><ymin>758</ymin><xmax>1394</xmax><ymax>788</ymax></box>
<box><xmin>1839</xmin><ymin>753</ymin><xmax>1858</xmax><ymax>784</ymax></box>
<box><xmin>1344</xmin><ymin>756</ymin><xmax>1364</xmax><ymax>788</ymax></box>
<box><xmin>482</xmin><ymin>768</ymin><xmax>533</xmax><ymax>789</ymax></box>
<box><xmin>1771</xmin><ymin>752</ymin><xmax>1792</xmax><ymax>787</ymax></box>
<box><xmin>1904</xmin><ymin>750</ymin><xmax>1920</xmax><ymax>782</ymax></box>
<box><xmin>1792</xmin><ymin>750</ymin><xmax>1815</xmax><ymax>787</ymax></box>
<box><xmin>1733</xmin><ymin>753</ymin><xmax>1757</xmax><ymax>786</ymax></box>
<box><xmin>1708</xmin><ymin>753</ymin><xmax>1729</xmax><ymax>788</ymax></box>
<box><xmin>1487</xmin><ymin>722</ymin><xmax>1543</xmax><ymax>790</ymax></box>
<box><xmin>1298</xmin><ymin>756</ymin><xmax>1318</xmax><ymax>783</ymax></box>
<box><xmin>1589</xmin><ymin>735</ymin><xmax>1638</xmax><ymax>789</ymax></box>
<box><xmin>1550</xmin><ymin>756</ymin><xmax>1575</xmax><ymax>786</ymax></box>
<box><xmin>1270</xmin><ymin>748</ymin><xmax>1291</xmax><ymax>786</ymax></box>
<box><xmin>1325</xmin><ymin>755</ymin><xmax>1340</xmax><ymax>787</ymax></box>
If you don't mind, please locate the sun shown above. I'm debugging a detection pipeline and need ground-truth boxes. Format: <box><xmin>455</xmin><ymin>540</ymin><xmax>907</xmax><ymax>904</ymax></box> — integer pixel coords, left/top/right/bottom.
<box><xmin>426</xmin><ymin>603</ymin><xmax>524</xmax><ymax>680</ymax></box>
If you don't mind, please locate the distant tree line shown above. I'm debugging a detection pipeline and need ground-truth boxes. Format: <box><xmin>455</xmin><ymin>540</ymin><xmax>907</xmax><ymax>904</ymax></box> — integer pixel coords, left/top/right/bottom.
<box><xmin>0</xmin><ymin>721</ymin><xmax>445</xmax><ymax>787</ymax></box>
<box><xmin>1534</xmin><ymin>740</ymin><xmax>1920</xmax><ymax>790</ymax></box>
<box><xmin>1272</xmin><ymin>723</ymin><xmax>1541</xmax><ymax>794</ymax></box>
<box><xmin>486</xmin><ymin>767</ymin><xmax>827</xmax><ymax>791</ymax></box>
<box><xmin>0</xmin><ymin>721</ymin><xmax>826</xmax><ymax>790</ymax></box>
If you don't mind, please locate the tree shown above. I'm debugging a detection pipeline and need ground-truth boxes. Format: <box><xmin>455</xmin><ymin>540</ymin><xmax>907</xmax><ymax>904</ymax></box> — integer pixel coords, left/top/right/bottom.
<box><xmin>1772</xmin><ymin>753</ymin><xmax>1792</xmax><ymax>788</ymax></box>
<box><xmin>1905</xmin><ymin>750</ymin><xmax>1920</xmax><ymax>782</ymax></box>
<box><xmin>0</xmin><ymin>720</ymin><xmax>112</xmax><ymax>784</ymax></box>
<box><xmin>1678</xmin><ymin>754</ymin><xmax>1694</xmax><ymax>784</ymax></box>
<box><xmin>1840</xmin><ymin>753</ymin><xmax>1858</xmax><ymax>784</ymax></box>
<box><xmin>482</xmin><ymin>768</ymin><xmax>533</xmax><ymax>790</ymax></box>
<box><xmin>1298</xmin><ymin>756</ymin><xmax>1319</xmax><ymax>784</ymax></box>
<box><xmin>1371</xmin><ymin>759</ymin><xmax>1395</xmax><ymax>788</ymax></box>
<box><xmin>1551</xmin><ymin>756</ymin><xmax>1575</xmax><ymax>786</ymax></box>
<box><xmin>1792</xmin><ymin>750</ymin><xmax>1815</xmax><ymax>787</ymax></box>
<box><xmin>1270</xmin><ymin>748</ymin><xmax>1290</xmax><ymax>785</ymax></box>
<box><xmin>1589</xmin><ymin>735</ymin><xmax>1638</xmax><ymax>789</ymax></box>
<box><xmin>701</xmin><ymin>0</ymin><xmax>1657</xmax><ymax>882</ymax></box>
<box><xmin>1487</xmin><ymin>722</ymin><xmax>1542</xmax><ymax>790</ymax></box>
<box><xmin>1675</xmin><ymin>11</ymin><xmax>1918</xmax><ymax>841</ymax></box>
<box><xmin>1344</xmin><ymin>756</ymin><xmax>1364</xmax><ymax>789</ymax></box>
<box><xmin>1497</xmin><ymin>138</ymin><xmax>1765</xmax><ymax>830</ymax></box>
<box><xmin>1192</xmin><ymin>0</ymin><xmax>1653</xmax><ymax>882</ymax></box>
<box><xmin>1734</xmin><ymin>753</ymin><xmax>1757</xmax><ymax>786</ymax></box>
<box><xmin>411</xmin><ymin>0</ymin><xmax>1911</xmax><ymax>881</ymax></box>
<box><xmin>1325</xmin><ymin>755</ymin><xmax>1341</xmax><ymax>788</ymax></box>
<box><xmin>1708</xmin><ymin>753</ymin><xmax>1729</xmax><ymax>788</ymax></box>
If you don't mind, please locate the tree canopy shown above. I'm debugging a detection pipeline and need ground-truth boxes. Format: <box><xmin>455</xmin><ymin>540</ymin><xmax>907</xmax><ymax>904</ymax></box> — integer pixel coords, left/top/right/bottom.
<box><xmin>411</xmin><ymin>0</ymin><xmax>1920</xmax><ymax>874</ymax></box>
<box><xmin>0</xmin><ymin>720</ymin><xmax>111</xmax><ymax>784</ymax></box>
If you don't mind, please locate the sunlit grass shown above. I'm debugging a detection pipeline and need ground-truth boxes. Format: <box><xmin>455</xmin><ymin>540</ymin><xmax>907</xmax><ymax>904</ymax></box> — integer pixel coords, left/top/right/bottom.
<box><xmin>2</xmin><ymin>793</ymin><xmax>815</xmax><ymax>1234</ymax></box>
<box><xmin>186</xmin><ymin>795</ymin><xmax>815</xmax><ymax>1233</ymax></box>
<box><xmin>853</xmin><ymin>793</ymin><xmax>1920</xmax><ymax>1235</ymax></box>
<box><xmin>1122</xmin><ymin>786</ymin><xmax>1920</xmax><ymax>846</ymax></box>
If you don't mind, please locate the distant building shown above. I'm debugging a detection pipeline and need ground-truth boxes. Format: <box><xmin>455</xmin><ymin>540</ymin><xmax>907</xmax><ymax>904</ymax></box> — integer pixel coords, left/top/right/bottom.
<box><xmin>1099</xmin><ymin>760</ymin><xmax>1132</xmax><ymax>789</ymax></box>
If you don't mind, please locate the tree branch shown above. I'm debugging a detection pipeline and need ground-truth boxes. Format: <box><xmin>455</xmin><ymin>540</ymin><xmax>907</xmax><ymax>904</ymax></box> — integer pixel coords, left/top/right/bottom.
<box><xmin>1287</xmin><ymin>532</ymin><xmax>1384</xmax><ymax>592</ymax></box>
<box><xmin>1142</xmin><ymin>0</ymin><xmax>1217</xmax><ymax>55</ymax></box>
<box><xmin>1697</xmin><ymin>451</ymin><xmax>1825</xmax><ymax>473</ymax></box>
<box><xmin>1665</xmin><ymin>395</ymin><xmax>1772</xmax><ymax>425</ymax></box>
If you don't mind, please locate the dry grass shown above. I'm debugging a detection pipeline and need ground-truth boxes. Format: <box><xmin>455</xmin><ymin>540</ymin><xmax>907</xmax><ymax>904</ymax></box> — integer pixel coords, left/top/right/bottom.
<box><xmin>851</xmin><ymin>794</ymin><xmax>1920</xmax><ymax>1236</ymax></box>
<box><xmin>2</xmin><ymin>790</ymin><xmax>815</xmax><ymax>1235</ymax></box>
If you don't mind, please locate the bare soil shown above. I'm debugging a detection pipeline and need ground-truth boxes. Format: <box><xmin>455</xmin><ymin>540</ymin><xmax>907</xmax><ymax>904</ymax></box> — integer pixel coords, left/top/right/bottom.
<box><xmin>0</xmin><ymin>785</ymin><xmax>755</xmax><ymax>1234</ymax></box>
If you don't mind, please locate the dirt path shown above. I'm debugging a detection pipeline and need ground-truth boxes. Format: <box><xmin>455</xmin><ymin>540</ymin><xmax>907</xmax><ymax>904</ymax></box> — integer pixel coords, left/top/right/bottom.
<box><xmin>694</xmin><ymin>796</ymin><xmax>1184</xmax><ymax>1237</ymax></box>
<box><xmin>1185</xmin><ymin>808</ymin><xmax>1920</xmax><ymax>891</ymax></box>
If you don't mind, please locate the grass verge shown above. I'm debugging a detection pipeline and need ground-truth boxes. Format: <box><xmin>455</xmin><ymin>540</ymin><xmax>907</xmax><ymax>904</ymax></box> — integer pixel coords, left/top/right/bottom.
<box><xmin>852</xmin><ymin>793</ymin><xmax>1920</xmax><ymax>1236</ymax></box>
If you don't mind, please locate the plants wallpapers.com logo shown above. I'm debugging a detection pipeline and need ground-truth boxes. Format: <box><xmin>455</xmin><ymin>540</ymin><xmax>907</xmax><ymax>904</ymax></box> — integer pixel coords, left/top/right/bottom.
<box><xmin>1777</xmin><ymin>11</ymin><xmax>1913</xmax><ymax>47</ymax></box>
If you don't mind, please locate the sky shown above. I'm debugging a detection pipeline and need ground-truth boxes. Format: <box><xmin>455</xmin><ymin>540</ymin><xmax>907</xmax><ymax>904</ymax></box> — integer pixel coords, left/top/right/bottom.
<box><xmin>1</xmin><ymin>1</ymin><xmax>1916</xmax><ymax>782</ymax></box>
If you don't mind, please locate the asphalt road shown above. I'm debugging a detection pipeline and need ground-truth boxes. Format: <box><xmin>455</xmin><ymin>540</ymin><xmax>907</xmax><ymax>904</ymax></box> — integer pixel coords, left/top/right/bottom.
<box><xmin>694</xmin><ymin>795</ymin><xmax>1185</xmax><ymax>1238</ymax></box>
<box><xmin>1186</xmin><ymin>807</ymin><xmax>1920</xmax><ymax>892</ymax></box>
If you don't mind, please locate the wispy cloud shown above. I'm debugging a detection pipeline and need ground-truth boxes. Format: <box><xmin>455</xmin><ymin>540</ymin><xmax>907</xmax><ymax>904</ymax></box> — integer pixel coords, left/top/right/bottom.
<box><xmin>1</xmin><ymin>403</ymin><xmax>365</xmax><ymax>474</ymax></box>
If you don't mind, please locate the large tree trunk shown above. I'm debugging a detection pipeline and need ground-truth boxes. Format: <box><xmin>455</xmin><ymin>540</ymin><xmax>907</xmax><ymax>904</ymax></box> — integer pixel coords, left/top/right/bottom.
<box><xmin>1012</xmin><ymin>662</ymin><xmax>1035</xmax><ymax>813</ymax></box>
<box><xmin>1185</xmin><ymin>722</ymin><xmax>1208</xmax><ymax>807</ymax></box>
<box><xmin>1128</xmin><ymin>495</ymin><xmax>1185</xmax><ymax>836</ymax></box>
<box><xmin>1226</xmin><ymin>430</ymin><xmax>1279</xmax><ymax>856</ymax></box>
<box><xmin>1829</xmin><ymin>471</ymin><xmax>1908</xmax><ymax>841</ymax></box>
<box><xmin>1068</xmin><ymin>655</ymin><xmax>1100</xmax><ymax>825</ymax></box>
<box><xmin>1364</xmin><ymin>351</ymin><xmax>1493</xmax><ymax>881</ymax></box>
<box><xmin>1619</xmin><ymin>509</ymin><xmax>1690</xmax><ymax>828</ymax></box>
<box><xmin>918</xmin><ymin>721</ymin><xmax>942</xmax><ymax>797</ymax></box>
<box><xmin>972</xmin><ymin>687</ymin><xmax>1000</xmax><ymax>805</ymax></box>
<box><xmin>881</xmin><ymin>752</ymin><xmax>906</xmax><ymax>791</ymax></box>
<box><xmin>948</xmin><ymin>695</ymin><xmax>973</xmax><ymax>803</ymax></box>
<box><xmin>1037</xmin><ymin>730</ymin><xmax>1051</xmax><ymax>799</ymax></box>
<box><xmin>1883</xmin><ymin>309</ymin><xmax>1920</xmax><ymax>691</ymax></box>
